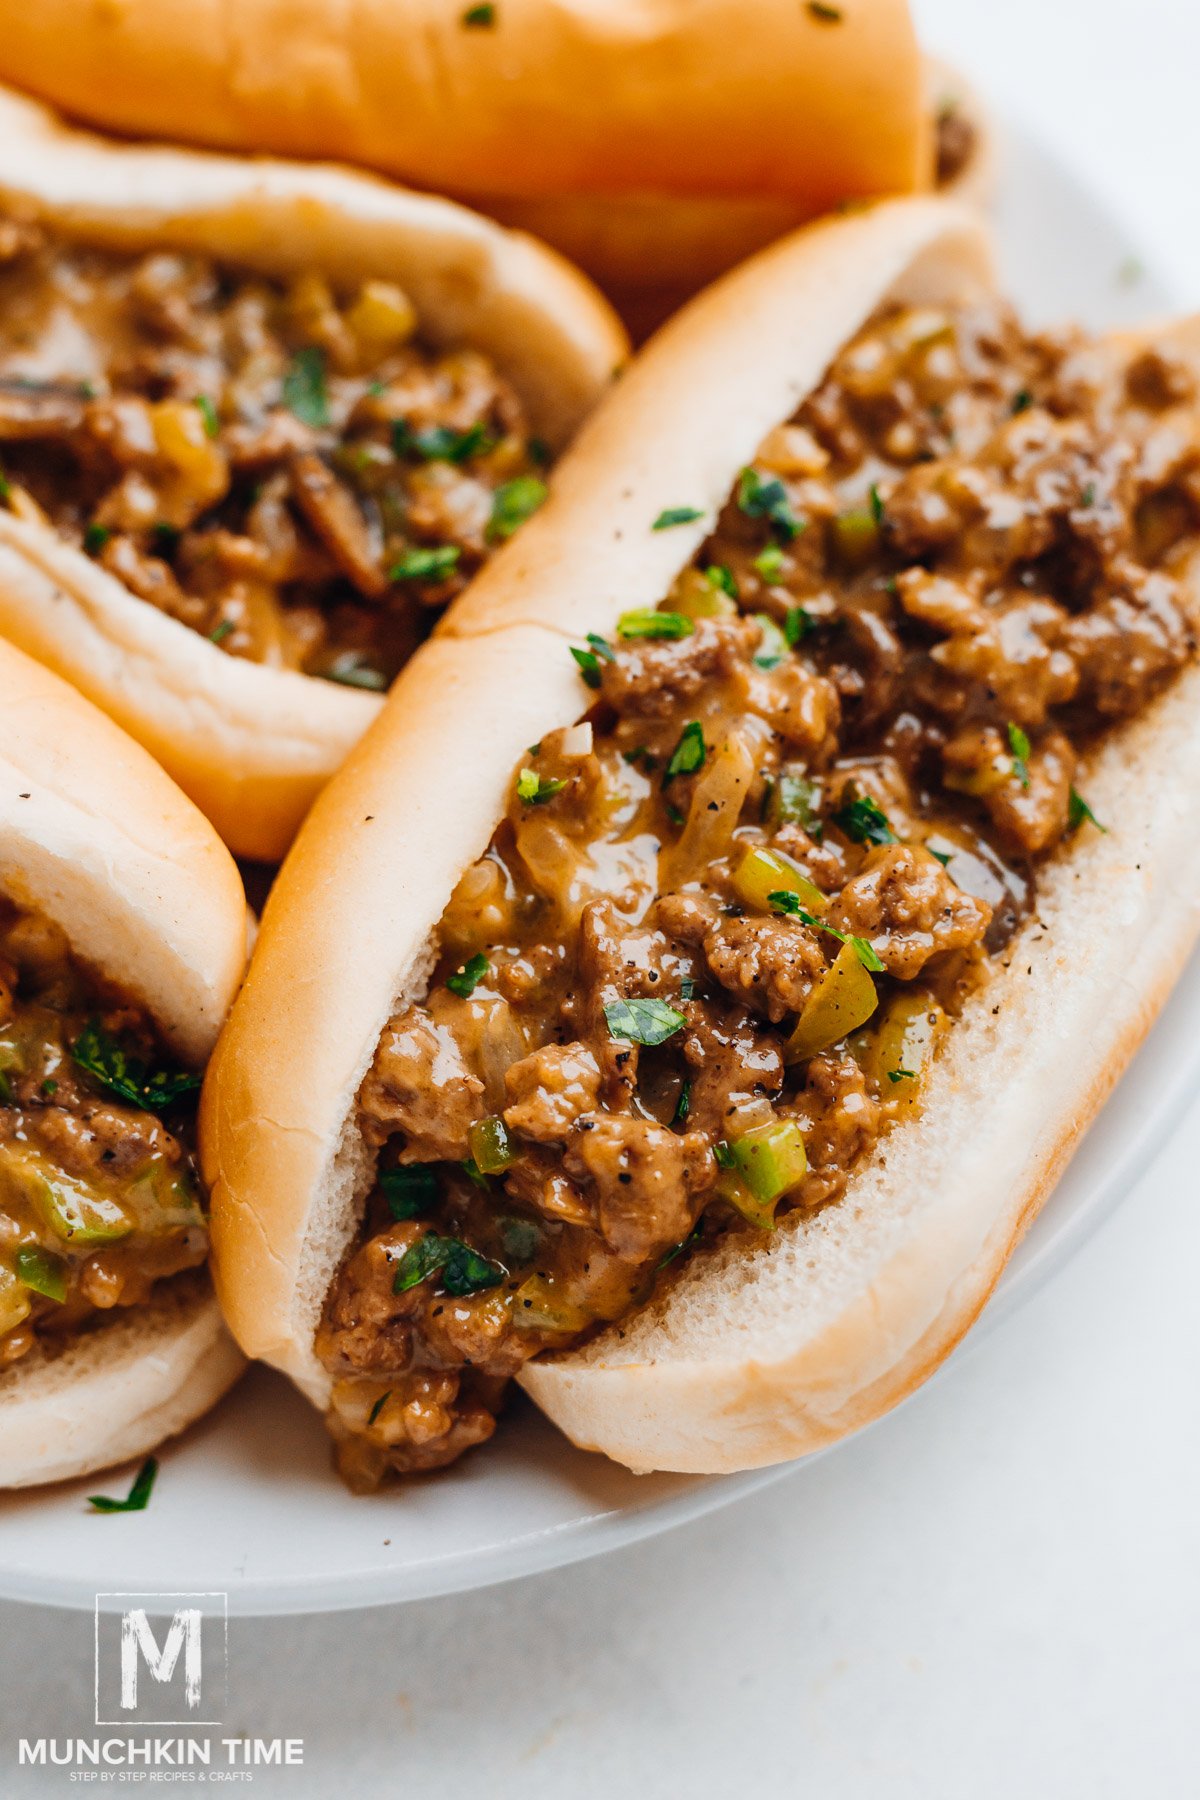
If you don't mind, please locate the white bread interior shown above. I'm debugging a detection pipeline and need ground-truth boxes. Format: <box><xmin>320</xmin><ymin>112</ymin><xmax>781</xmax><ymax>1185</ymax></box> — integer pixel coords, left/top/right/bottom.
<box><xmin>0</xmin><ymin>85</ymin><xmax>627</xmax><ymax>859</ymax></box>
<box><xmin>0</xmin><ymin>637</ymin><xmax>249</xmax><ymax>1484</ymax></box>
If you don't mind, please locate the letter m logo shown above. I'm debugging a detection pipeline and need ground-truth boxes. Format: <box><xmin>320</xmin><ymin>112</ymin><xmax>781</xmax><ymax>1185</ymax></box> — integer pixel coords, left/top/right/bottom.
<box><xmin>95</xmin><ymin>1593</ymin><xmax>228</xmax><ymax>1725</ymax></box>
<box><xmin>120</xmin><ymin>1608</ymin><xmax>202</xmax><ymax>1711</ymax></box>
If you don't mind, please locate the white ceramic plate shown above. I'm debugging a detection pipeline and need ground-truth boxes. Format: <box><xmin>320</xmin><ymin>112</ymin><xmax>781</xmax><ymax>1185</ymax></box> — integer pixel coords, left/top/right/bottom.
<box><xmin>0</xmin><ymin>117</ymin><xmax>1192</xmax><ymax>1616</ymax></box>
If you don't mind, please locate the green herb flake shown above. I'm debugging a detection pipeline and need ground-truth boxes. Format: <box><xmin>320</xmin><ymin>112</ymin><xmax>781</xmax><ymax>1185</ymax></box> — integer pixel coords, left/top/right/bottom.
<box><xmin>622</xmin><ymin>745</ymin><xmax>657</xmax><ymax>772</ymax></box>
<box><xmin>713</xmin><ymin>1141</ymin><xmax>736</xmax><ymax>1169</ymax></box>
<box><xmin>83</xmin><ymin>523</ymin><xmax>111</xmax><ymax>555</ymax></box>
<box><xmin>516</xmin><ymin>767</ymin><xmax>566</xmax><ymax>805</ymax></box>
<box><xmin>389</xmin><ymin>545</ymin><xmax>461</xmax><ymax>583</ymax></box>
<box><xmin>767</xmin><ymin>889</ymin><xmax>802</xmax><ymax>916</ymax></box>
<box><xmin>208</xmin><ymin>619</ymin><xmax>235</xmax><ymax>646</ymax></box>
<box><xmin>664</xmin><ymin>720</ymin><xmax>706</xmax><ymax>781</ymax></box>
<box><xmin>392</xmin><ymin>420</ymin><xmax>495</xmax><ymax>463</ymax></box>
<box><xmin>380</xmin><ymin>1165</ymin><xmax>439</xmax><ymax>1220</ymax></box>
<box><xmin>706</xmin><ymin>564</ymin><xmax>738</xmax><ymax>597</ymax></box>
<box><xmin>1011</xmin><ymin>388</ymin><xmax>1034</xmax><ymax>415</ymax></box>
<box><xmin>794</xmin><ymin>909</ymin><xmax>885</xmax><ymax>972</ymax></box>
<box><xmin>1007</xmin><ymin>721</ymin><xmax>1032</xmax><ymax>789</ymax></box>
<box><xmin>367</xmin><ymin>1392</ymin><xmax>392</xmax><ymax>1426</ymax></box>
<box><xmin>603</xmin><ymin>997</ymin><xmax>687</xmax><ymax>1047</ymax></box>
<box><xmin>88</xmin><ymin>1456</ymin><xmax>158</xmax><ymax>1514</ymax></box>
<box><xmin>834</xmin><ymin>793</ymin><xmax>898</xmax><ymax>846</ymax></box>
<box><xmin>282</xmin><ymin>346</ymin><xmax>330</xmax><ymax>428</ymax></box>
<box><xmin>569</xmin><ymin>631</ymin><xmax>614</xmax><ymax>689</ymax></box>
<box><xmin>194</xmin><ymin>394</ymin><xmax>220</xmax><ymax>438</ymax></box>
<box><xmin>1068</xmin><ymin>787</ymin><xmax>1107</xmax><ymax>833</ymax></box>
<box><xmin>665</xmin><ymin>802</ymin><xmax>685</xmax><ymax>827</ymax></box>
<box><xmin>752</xmin><ymin>613</ymin><xmax>791</xmax><ymax>669</ymax></box>
<box><xmin>447</xmin><ymin>953</ymin><xmax>491</xmax><ymax>998</ymax></box>
<box><xmin>737</xmin><ymin>467</ymin><xmax>802</xmax><ymax>541</ymax></box>
<box><xmin>869</xmin><ymin>483</ymin><xmax>886</xmax><ymax>525</ymax></box>
<box><xmin>652</xmin><ymin>505</ymin><xmax>705</xmax><ymax>531</ymax></box>
<box><xmin>393</xmin><ymin>1233</ymin><xmax>504</xmax><ymax>1297</ymax></box>
<box><xmin>754</xmin><ymin>543</ymin><xmax>787</xmax><ymax>583</ymax></box>
<box><xmin>888</xmin><ymin>1068</ymin><xmax>916</xmax><ymax>1084</ymax></box>
<box><xmin>0</xmin><ymin>467</ymin><xmax>10</xmax><ymax>504</ymax></box>
<box><xmin>487</xmin><ymin>476</ymin><xmax>547</xmax><ymax>541</ymax></box>
<box><xmin>462</xmin><ymin>2</ymin><xmax>496</xmax><ymax>23</ymax></box>
<box><xmin>783</xmin><ymin>605</ymin><xmax>814</xmax><ymax>646</ymax></box>
<box><xmin>617</xmin><ymin>609</ymin><xmax>695</xmax><ymax>641</ymax></box>
<box><xmin>72</xmin><ymin>1021</ymin><xmax>201</xmax><ymax>1113</ymax></box>
<box><xmin>151</xmin><ymin>522</ymin><xmax>181</xmax><ymax>556</ymax></box>
<box><xmin>674</xmin><ymin>1078</ymin><xmax>692</xmax><ymax>1124</ymax></box>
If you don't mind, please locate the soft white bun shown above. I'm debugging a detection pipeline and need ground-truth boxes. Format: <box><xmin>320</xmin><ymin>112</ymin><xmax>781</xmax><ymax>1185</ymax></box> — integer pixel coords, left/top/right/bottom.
<box><xmin>0</xmin><ymin>0</ymin><xmax>928</xmax><ymax>211</ymax></box>
<box><xmin>0</xmin><ymin>85</ymin><xmax>627</xmax><ymax>860</ymax></box>
<box><xmin>204</xmin><ymin>198</ymin><xmax>995</xmax><ymax>1408</ymax></box>
<box><xmin>0</xmin><ymin>636</ymin><xmax>249</xmax><ymax>1485</ymax></box>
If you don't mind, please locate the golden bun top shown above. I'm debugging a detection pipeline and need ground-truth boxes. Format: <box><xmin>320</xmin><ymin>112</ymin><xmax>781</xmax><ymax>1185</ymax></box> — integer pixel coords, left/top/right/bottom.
<box><xmin>0</xmin><ymin>0</ymin><xmax>929</xmax><ymax>209</ymax></box>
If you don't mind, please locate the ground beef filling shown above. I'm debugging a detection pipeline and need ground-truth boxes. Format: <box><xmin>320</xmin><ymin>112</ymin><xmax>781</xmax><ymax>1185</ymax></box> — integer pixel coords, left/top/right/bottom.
<box><xmin>0</xmin><ymin>900</ymin><xmax>208</xmax><ymax>1365</ymax></box>
<box><xmin>0</xmin><ymin>215</ymin><xmax>548</xmax><ymax>687</ymax></box>
<box><xmin>317</xmin><ymin>298</ymin><xmax>1199</xmax><ymax>1489</ymax></box>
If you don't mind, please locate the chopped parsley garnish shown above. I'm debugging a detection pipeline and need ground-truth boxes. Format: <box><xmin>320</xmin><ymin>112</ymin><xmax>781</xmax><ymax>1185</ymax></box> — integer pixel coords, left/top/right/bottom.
<box><xmin>367</xmin><ymin>1392</ymin><xmax>392</xmax><ymax>1425</ymax></box>
<box><xmin>754</xmin><ymin>543</ymin><xmax>787</xmax><ymax>583</ymax></box>
<box><xmin>322</xmin><ymin>652</ymin><xmax>388</xmax><ymax>688</ymax></box>
<box><xmin>487</xmin><ymin>476</ymin><xmax>547</xmax><ymax>541</ymax></box>
<box><xmin>664</xmin><ymin>720</ymin><xmax>706</xmax><ymax>781</ymax></box>
<box><xmin>282</xmin><ymin>347</ymin><xmax>329</xmax><ymax>427</ymax></box>
<box><xmin>392</xmin><ymin>420</ymin><xmax>495</xmax><ymax>463</ymax></box>
<box><xmin>665</xmin><ymin>802</ymin><xmax>685</xmax><ymax>827</ymax></box>
<box><xmin>784</xmin><ymin>604</ymin><xmax>814</xmax><ymax>645</ymax></box>
<box><xmin>0</xmin><ymin>466</ymin><xmax>10</xmax><ymax>504</ymax></box>
<box><xmin>779</xmin><ymin>904</ymin><xmax>885</xmax><ymax>972</ymax></box>
<box><xmin>888</xmin><ymin>1069</ymin><xmax>916</xmax><ymax>1083</ymax></box>
<box><xmin>88</xmin><ymin>1457</ymin><xmax>158</xmax><ymax>1514</ymax></box>
<box><xmin>393</xmin><ymin>1234</ymin><xmax>505</xmax><ymax>1297</ymax></box>
<box><xmin>652</xmin><ymin>505</ymin><xmax>705</xmax><ymax>530</ymax></box>
<box><xmin>380</xmin><ymin>1165</ymin><xmax>439</xmax><ymax>1220</ymax></box>
<box><xmin>1068</xmin><ymin>787</ymin><xmax>1107</xmax><ymax>833</ymax></box>
<box><xmin>622</xmin><ymin>745</ymin><xmax>657</xmax><ymax>771</ymax></box>
<box><xmin>447</xmin><ymin>953</ymin><xmax>491</xmax><ymax>998</ymax></box>
<box><xmin>1007</xmin><ymin>721</ymin><xmax>1032</xmax><ymax>789</ymax></box>
<box><xmin>617</xmin><ymin>609</ymin><xmax>694</xmax><ymax>640</ymax></box>
<box><xmin>516</xmin><ymin>767</ymin><xmax>566</xmax><ymax>805</ymax></box>
<box><xmin>40</xmin><ymin>1078</ymin><xmax>58</xmax><ymax>1098</ymax></box>
<box><xmin>151</xmin><ymin>522</ymin><xmax>181</xmax><ymax>556</ymax></box>
<box><xmin>208</xmin><ymin>619</ymin><xmax>235</xmax><ymax>646</ymax></box>
<box><xmin>194</xmin><ymin>394</ymin><xmax>220</xmax><ymax>438</ymax></box>
<box><xmin>713</xmin><ymin>1141</ymin><xmax>737</xmax><ymax>1169</ymax></box>
<box><xmin>737</xmin><ymin>467</ymin><xmax>802</xmax><ymax>541</ymax></box>
<box><xmin>72</xmin><ymin>1021</ymin><xmax>201</xmax><ymax>1113</ymax></box>
<box><xmin>808</xmin><ymin>0</ymin><xmax>843</xmax><ymax>18</ymax></box>
<box><xmin>752</xmin><ymin>613</ymin><xmax>791</xmax><ymax>669</ymax></box>
<box><xmin>680</xmin><ymin>977</ymin><xmax>697</xmax><ymax>1001</ymax></box>
<box><xmin>83</xmin><ymin>522</ymin><xmax>111</xmax><ymax>555</ymax></box>
<box><xmin>1011</xmin><ymin>388</ymin><xmax>1033</xmax><ymax>415</ymax></box>
<box><xmin>462</xmin><ymin>2</ymin><xmax>496</xmax><ymax>23</ymax></box>
<box><xmin>674</xmin><ymin>1078</ymin><xmax>692</xmax><ymax>1124</ymax></box>
<box><xmin>834</xmin><ymin>793</ymin><xmax>898</xmax><ymax>846</ymax></box>
<box><xmin>1080</xmin><ymin>482</ymin><xmax>1096</xmax><ymax>508</ymax></box>
<box><xmin>869</xmin><ymin>483</ymin><xmax>886</xmax><ymax>525</ymax></box>
<box><xmin>603</xmin><ymin>997</ymin><xmax>687</xmax><ymax>1047</ymax></box>
<box><xmin>570</xmin><ymin>632</ymin><xmax>615</xmax><ymax>689</ymax></box>
<box><xmin>389</xmin><ymin>545</ymin><xmax>461</xmax><ymax>583</ymax></box>
<box><xmin>706</xmin><ymin>563</ymin><xmax>738</xmax><ymax>597</ymax></box>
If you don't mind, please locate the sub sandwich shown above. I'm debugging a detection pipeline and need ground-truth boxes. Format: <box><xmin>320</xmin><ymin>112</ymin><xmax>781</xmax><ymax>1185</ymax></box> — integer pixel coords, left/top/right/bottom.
<box><xmin>0</xmin><ymin>86</ymin><xmax>625</xmax><ymax>858</ymax></box>
<box><xmin>0</xmin><ymin>1</ymin><xmax>990</xmax><ymax>326</ymax></box>
<box><xmin>0</xmin><ymin>638</ymin><xmax>247</xmax><ymax>1487</ymax></box>
<box><xmin>203</xmin><ymin>197</ymin><xmax>1200</xmax><ymax>1486</ymax></box>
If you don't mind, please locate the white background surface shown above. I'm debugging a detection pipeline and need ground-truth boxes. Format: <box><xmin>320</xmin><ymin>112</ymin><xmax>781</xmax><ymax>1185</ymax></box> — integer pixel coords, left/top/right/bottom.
<box><xmin>2</xmin><ymin>0</ymin><xmax>1200</xmax><ymax>1792</ymax></box>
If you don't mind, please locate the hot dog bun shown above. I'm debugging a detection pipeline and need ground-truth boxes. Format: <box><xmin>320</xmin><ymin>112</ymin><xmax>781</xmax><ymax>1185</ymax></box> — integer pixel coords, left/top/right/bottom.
<box><xmin>0</xmin><ymin>2</ymin><xmax>995</xmax><ymax>315</ymax></box>
<box><xmin>205</xmin><ymin>197</ymin><xmax>1200</xmax><ymax>1476</ymax></box>
<box><xmin>0</xmin><ymin>636</ymin><xmax>248</xmax><ymax>1485</ymax></box>
<box><xmin>0</xmin><ymin>0</ymin><xmax>928</xmax><ymax>210</ymax></box>
<box><xmin>0</xmin><ymin>86</ymin><xmax>626</xmax><ymax>861</ymax></box>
